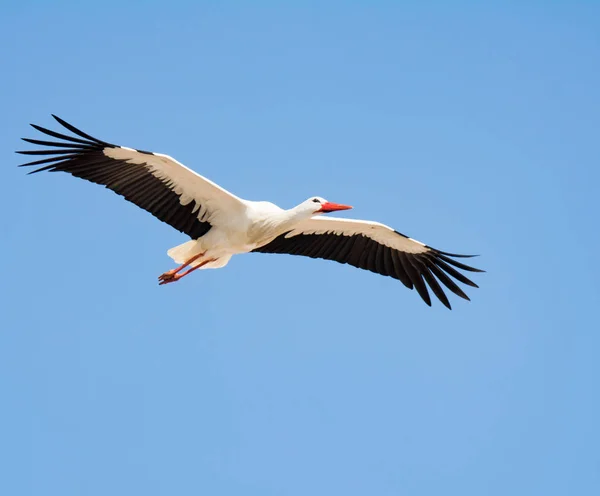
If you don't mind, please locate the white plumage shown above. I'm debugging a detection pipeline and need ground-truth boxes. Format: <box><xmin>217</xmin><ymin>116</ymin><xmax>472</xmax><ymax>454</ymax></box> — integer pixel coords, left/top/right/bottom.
<box><xmin>18</xmin><ymin>115</ymin><xmax>483</xmax><ymax>309</ymax></box>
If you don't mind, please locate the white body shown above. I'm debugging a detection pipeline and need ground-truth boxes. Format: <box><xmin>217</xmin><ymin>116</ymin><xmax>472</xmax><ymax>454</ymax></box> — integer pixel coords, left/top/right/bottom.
<box><xmin>167</xmin><ymin>200</ymin><xmax>289</xmax><ymax>268</ymax></box>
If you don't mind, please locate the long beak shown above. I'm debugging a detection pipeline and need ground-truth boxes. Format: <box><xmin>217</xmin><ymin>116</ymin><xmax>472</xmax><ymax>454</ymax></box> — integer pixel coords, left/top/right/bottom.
<box><xmin>318</xmin><ymin>202</ymin><xmax>353</xmax><ymax>213</ymax></box>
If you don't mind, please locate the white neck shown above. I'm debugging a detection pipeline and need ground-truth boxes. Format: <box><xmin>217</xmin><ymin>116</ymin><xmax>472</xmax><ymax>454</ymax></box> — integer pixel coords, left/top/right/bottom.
<box><xmin>275</xmin><ymin>203</ymin><xmax>316</xmax><ymax>232</ymax></box>
<box><xmin>249</xmin><ymin>202</ymin><xmax>316</xmax><ymax>246</ymax></box>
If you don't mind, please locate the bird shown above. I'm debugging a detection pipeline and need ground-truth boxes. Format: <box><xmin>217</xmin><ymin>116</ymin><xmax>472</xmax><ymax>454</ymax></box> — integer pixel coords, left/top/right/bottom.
<box><xmin>17</xmin><ymin>115</ymin><xmax>483</xmax><ymax>309</ymax></box>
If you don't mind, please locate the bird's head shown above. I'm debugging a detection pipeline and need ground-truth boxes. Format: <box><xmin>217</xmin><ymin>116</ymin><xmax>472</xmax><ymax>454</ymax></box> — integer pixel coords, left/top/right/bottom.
<box><xmin>304</xmin><ymin>196</ymin><xmax>353</xmax><ymax>215</ymax></box>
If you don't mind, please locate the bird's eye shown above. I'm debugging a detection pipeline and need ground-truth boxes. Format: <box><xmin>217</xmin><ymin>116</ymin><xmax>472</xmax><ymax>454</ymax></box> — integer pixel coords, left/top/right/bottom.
<box><xmin>312</xmin><ymin>198</ymin><xmax>321</xmax><ymax>203</ymax></box>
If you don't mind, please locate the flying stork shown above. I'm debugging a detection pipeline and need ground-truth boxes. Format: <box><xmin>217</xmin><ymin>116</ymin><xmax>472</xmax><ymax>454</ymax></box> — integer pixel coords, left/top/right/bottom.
<box><xmin>17</xmin><ymin>115</ymin><xmax>483</xmax><ymax>309</ymax></box>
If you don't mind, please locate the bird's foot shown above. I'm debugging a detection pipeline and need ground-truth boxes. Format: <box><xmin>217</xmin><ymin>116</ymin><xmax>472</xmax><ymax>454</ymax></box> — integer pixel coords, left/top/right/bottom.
<box><xmin>158</xmin><ymin>270</ymin><xmax>182</xmax><ymax>285</ymax></box>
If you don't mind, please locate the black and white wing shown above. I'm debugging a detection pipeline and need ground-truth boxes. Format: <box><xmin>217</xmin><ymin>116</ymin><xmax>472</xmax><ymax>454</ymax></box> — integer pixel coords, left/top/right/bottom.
<box><xmin>17</xmin><ymin>115</ymin><xmax>246</xmax><ymax>239</ymax></box>
<box><xmin>253</xmin><ymin>216</ymin><xmax>483</xmax><ymax>309</ymax></box>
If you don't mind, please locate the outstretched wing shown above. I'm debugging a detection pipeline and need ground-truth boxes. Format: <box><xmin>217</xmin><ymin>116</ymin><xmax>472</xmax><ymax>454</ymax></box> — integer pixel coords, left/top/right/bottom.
<box><xmin>17</xmin><ymin>115</ymin><xmax>246</xmax><ymax>239</ymax></box>
<box><xmin>253</xmin><ymin>216</ymin><xmax>483</xmax><ymax>309</ymax></box>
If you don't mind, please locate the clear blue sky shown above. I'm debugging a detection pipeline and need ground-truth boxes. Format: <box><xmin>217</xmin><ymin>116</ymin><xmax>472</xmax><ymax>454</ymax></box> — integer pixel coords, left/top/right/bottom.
<box><xmin>1</xmin><ymin>2</ymin><xmax>598</xmax><ymax>495</ymax></box>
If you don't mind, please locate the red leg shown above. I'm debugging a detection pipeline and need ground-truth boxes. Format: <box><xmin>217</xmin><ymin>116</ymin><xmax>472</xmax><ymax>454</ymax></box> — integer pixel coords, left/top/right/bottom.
<box><xmin>158</xmin><ymin>252</ymin><xmax>205</xmax><ymax>283</ymax></box>
<box><xmin>158</xmin><ymin>258</ymin><xmax>216</xmax><ymax>285</ymax></box>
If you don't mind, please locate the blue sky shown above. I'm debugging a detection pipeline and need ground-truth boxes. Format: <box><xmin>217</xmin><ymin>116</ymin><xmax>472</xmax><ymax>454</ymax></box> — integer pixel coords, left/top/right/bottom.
<box><xmin>1</xmin><ymin>2</ymin><xmax>598</xmax><ymax>495</ymax></box>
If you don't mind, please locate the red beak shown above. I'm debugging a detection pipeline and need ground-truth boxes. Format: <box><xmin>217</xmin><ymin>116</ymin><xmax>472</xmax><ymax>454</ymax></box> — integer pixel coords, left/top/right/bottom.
<box><xmin>318</xmin><ymin>202</ymin><xmax>353</xmax><ymax>213</ymax></box>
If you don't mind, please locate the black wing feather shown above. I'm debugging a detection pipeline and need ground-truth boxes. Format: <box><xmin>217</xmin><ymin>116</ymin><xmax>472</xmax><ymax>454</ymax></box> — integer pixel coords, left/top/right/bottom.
<box><xmin>18</xmin><ymin>115</ymin><xmax>211</xmax><ymax>239</ymax></box>
<box><xmin>253</xmin><ymin>230</ymin><xmax>483</xmax><ymax>309</ymax></box>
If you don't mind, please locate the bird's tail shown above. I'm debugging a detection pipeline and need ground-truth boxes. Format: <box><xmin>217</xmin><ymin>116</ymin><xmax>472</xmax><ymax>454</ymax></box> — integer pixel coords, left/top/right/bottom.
<box><xmin>167</xmin><ymin>240</ymin><xmax>200</xmax><ymax>264</ymax></box>
<box><xmin>167</xmin><ymin>240</ymin><xmax>232</xmax><ymax>269</ymax></box>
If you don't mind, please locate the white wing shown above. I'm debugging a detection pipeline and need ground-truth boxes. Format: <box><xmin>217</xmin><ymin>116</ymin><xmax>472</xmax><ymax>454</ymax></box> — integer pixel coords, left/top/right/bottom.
<box><xmin>288</xmin><ymin>216</ymin><xmax>431</xmax><ymax>253</ymax></box>
<box><xmin>18</xmin><ymin>115</ymin><xmax>246</xmax><ymax>238</ymax></box>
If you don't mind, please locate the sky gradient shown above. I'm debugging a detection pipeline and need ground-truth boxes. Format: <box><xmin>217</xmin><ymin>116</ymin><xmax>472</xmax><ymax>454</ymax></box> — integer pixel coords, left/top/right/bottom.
<box><xmin>1</xmin><ymin>2</ymin><xmax>599</xmax><ymax>495</ymax></box>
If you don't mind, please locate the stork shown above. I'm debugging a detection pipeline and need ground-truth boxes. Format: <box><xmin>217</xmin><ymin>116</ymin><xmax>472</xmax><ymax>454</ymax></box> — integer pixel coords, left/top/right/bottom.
<box><xmin>17</xmin><ymin>115</ymin><xmax>483</xmax><ymax>309</ymax></box>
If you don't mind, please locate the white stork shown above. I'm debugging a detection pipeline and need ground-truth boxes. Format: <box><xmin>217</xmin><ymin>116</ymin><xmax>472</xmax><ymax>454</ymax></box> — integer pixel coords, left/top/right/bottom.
<box><xmin>18</xmin><ymin>115</ymin><xmax>483</xmax><ymax>309</ymax></box>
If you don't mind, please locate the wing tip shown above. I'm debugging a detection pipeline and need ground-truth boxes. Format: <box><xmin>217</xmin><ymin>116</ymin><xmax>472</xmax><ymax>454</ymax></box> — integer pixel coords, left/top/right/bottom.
<box><xmin>432</xmin><ymin>249</ymin><xmax>479</xmax><ymax>258</ymax></box>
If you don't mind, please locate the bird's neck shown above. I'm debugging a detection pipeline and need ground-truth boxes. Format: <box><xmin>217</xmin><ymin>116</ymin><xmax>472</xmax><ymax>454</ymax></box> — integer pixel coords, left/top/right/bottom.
<box><xmin>288</xmin><ymin>204</ymin><xmax>315</xmax><ymax>223</ymax></box>
<box><xmin>269</xmin><ymin>205</ymin><xmax>314</xmax><ymax>235</ymax></box>
<box><xmin>248</xmin><ymin>204</ymin><xmax>314</xmax><ymax>246</ymax></box>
